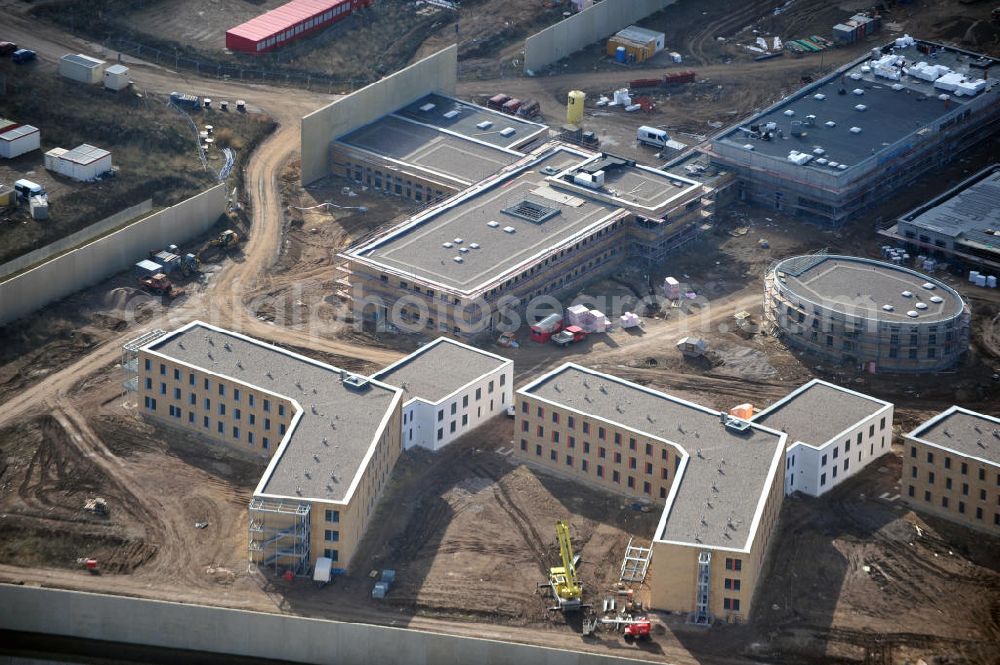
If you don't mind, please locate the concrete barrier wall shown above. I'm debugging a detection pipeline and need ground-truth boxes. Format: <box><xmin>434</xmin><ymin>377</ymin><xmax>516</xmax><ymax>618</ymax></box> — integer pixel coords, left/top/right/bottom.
<box><xmin>0</xmin><ymin>199</ymin><xmax>154</xmax><ymax>280</ymax></box>
<box><xmin>0</xmin><ymin>184</ymin><xmax>226</xmax><ymax>327</ymax></box>
<box><xmin>0</xmin><ymin>585</ymin><xmax>651</xmax><ymax>665</ymax></box>
<box><xmin>300</xmin><ymin>45</ymin><xmax>458</xmax><ymax>185</ymax></box>
<box><xmin>523</xmin><ymin>0</ymin><xmax>677</xmax><ymax>73</ymax></box>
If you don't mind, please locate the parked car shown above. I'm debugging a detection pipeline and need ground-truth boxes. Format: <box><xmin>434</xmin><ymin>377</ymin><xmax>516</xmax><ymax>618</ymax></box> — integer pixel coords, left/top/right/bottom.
<box><xmin>12</xmin><ymin>49</ymin><xmax>37</xmax><ymax>64</ymax></box>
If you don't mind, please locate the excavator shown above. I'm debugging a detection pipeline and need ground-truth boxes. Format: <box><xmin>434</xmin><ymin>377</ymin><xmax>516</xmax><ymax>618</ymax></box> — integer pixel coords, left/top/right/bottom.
<box><xmin>540</xmin><ymin>520</ymin><xmax>584</xmax><ymax>612</ymax></box>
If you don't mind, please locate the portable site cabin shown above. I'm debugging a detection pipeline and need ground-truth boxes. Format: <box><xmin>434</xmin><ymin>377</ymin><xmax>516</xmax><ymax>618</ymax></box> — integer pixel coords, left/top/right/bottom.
<box><xmin>104</xmin><ymin>64</ymin><xmax>131</xmax><ymax>91</ymax></box>
<box><xmin>607</xmin><ymin>26</ymin><xmax>665</xmax><ymax>64</ymax></box>
<box><xmin>47</xmin><ymin>144</ymin><xmax>112</xmax><ymax>181</ymax></box>
<box><xmin>59</xmin><ymin>53</ymin><xmax>106</xmax><ymax>84</ymax></box>
<box><xmin>0</xmin><ymin>123</ymin><xmax>40</xmax><ymax>158</ymax></box>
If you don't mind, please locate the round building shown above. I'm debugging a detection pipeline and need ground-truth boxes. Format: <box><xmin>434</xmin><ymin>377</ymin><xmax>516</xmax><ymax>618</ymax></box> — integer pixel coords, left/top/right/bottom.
<box><xmin>764</xmin><ymin>255</ymin><xmax>969</xmax><ymax>372</ymax></box>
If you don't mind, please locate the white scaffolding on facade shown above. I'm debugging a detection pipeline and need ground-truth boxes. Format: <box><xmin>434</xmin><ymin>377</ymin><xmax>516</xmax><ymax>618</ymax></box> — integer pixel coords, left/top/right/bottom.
<box><xmin>248</xmin><ymin>497</ymin><xmax>311</xmax><ymax>577</ymax></box>
<box><xmin>619</xmin><ymin>537</ymin><xmax>653</xmax><ymax>583</ymax></box>
<box><xmin>121</xmin><ymin>330</ymin><xmax>167</xmax><ymax>393</ymax></box>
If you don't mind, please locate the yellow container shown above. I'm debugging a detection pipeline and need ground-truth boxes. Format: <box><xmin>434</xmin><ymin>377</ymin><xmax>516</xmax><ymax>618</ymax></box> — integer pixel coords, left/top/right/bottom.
<box><xmin>566</xmin><ymin>90</ymin><xmax>586</xmax><ymax>125</ymax></box>
<box><xmin>0</xmin><ymin>187</ymin><xmax>13</xmax><ymax>208</ymax></box>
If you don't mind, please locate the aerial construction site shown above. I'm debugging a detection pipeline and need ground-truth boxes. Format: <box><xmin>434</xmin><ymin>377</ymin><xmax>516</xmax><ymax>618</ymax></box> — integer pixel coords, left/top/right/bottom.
<box><xmin>0</xmin><ymin>0</ymin><xmax>999</xmax><ymax>664</ymax></box>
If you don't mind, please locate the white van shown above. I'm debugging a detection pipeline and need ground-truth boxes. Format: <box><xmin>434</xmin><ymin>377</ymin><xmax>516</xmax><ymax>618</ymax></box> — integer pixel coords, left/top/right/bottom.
<box><xmin>14</xmin><ymin>178</ymin><xmax>45</xmax><ymax>201</ymax></box>
<box><xmin>637</xmin><ymin>125</ymin><xmax>669</xmax><ymax>148</ymax></box>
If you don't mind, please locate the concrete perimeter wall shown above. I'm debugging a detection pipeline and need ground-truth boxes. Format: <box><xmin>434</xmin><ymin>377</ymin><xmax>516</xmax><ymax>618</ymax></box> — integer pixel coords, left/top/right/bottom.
<box><xmin>0</xmin><ymin>585</ymin><xmax>650</xmax><ymax>665</ymax></box>
<box><xmin>0</xmin><ymin>185</ymin><xmax>225</xmax><ymax>327</ymax></box>
<box><xmin>300</xmin><ymin>45</ymin><xmax>458</xmax><ymax>185</ymax></box>
<box><xmin>524</xmin><ymin>0</ymin><xmax>677</xmax><ymax>73</ymax></box>
<box><xmin>0</xmin><ymin>199</ymin><xmax>154</xmax><ymax>280</ymax></box>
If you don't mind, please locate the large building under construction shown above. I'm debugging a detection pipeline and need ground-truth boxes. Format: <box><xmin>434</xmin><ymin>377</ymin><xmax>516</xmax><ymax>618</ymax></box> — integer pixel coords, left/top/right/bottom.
<box><xmin>514</xmin><ymin>364</ymin><xmax>787</xmax><ymax>623</ymax></box>
<box><xmin>764</xmin><ymin>254</ymin><xmax>970</xmax><ymax>372</ymax></box>
<box><xmin>124</xmin><ymin>322</ymin><xmax>514</xmax><ymax>577</ymax></box>
<box><xmin>338</xmin><ymin>138</ymin><xmax>712</xmax><ymax>336</ymax></box>
<box><xmin>708</xmin><ymin>40</ymin><xmax>999</xmax><ymax>224</ymax></box>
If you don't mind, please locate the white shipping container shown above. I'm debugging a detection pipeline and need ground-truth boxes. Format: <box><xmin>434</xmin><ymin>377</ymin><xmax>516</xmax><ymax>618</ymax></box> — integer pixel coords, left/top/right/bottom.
<box><xmin>0</xmin><ymin>124</ymin><xmax>41</xmax><ymax>159</ymax></box>
<box><xmin>59</xmin><ymin>53</ymin><xmax>106</xmax><ymax>84</ymax></box>
<box><xmin>104</xmin><ymin>64</ymin><xmax>131</xmax><ymax>91</ymax></box>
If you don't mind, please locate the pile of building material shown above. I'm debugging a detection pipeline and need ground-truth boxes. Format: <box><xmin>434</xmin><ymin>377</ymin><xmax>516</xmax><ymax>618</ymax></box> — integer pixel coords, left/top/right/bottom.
<box><xmin>968</xmin><ymin>271</ymin><xmax>998</xmax><ymax>288</ymax></box>
<box><xmin>0</xmin><ymin>120</ymin><xmax>40</xmax><ymax>159</ymax></box>
<box><xmin>619</xmin><ymin>312</ymin><xmax>642</xmax><ymax>329</ymax></box>
<box><xmin>45</xmin><ymin>144</ymin><xmax>112</xmax><ymax>181</ymax></box>
<box><xmin>833</xmin><ymin>13</ymin><xmax>880</xmax><ymax>44</ymax></box>
<box><xmin>372</xmin><ymin>569</ymin><xmax>395</xmax><ymax>598</ymax></box>
<box><xmin>566</xmin><ymin>304</ymin><xmax>610</xmax><ymax>333</ymax></box>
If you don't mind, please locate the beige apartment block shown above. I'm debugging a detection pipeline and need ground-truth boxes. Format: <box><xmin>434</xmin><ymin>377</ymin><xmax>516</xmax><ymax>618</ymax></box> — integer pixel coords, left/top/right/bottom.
<box><xmin>515</xmin><ymin>364</ymin><xmax>786</xmax><ymax>623</ymax></box>
<box><xmin>129</xmin><ymin>321</ymin><xmax>404</xmax><ymax>575</ymax></box>
<box><xmin>903</xmin><ymin>406</ymin><xmax>1000</xmax><ymax>535</ymax></box>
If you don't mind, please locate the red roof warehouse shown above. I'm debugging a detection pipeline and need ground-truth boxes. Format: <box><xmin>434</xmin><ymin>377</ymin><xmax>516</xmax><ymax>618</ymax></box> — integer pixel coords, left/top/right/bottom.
<box><xmin>226</xmin><ymin>0</ymin><xmax>372</xmax><ymax>55</ymax></box>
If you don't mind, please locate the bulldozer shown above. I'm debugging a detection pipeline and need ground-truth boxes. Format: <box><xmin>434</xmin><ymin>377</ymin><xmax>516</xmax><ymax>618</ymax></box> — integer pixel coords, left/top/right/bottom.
<box><xmin>539</xmin><ymin>520</ymin><xmax>585</xmax><ymax>612</ymax></box>
<box><xmin>211</xmin><ymin>229</ymin><xmax>239</xmax><ymax>250</ymax></box>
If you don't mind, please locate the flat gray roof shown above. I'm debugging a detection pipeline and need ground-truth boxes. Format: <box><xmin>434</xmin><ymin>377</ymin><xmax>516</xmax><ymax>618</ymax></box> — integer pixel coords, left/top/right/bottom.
<box><xmin>351</xmin><ymin>147</ymin><xmax>626</xmax><ymax>293</ymax></box>
<box><xmin>522</xmin><ymin>364</ymin><xmax>784</xmax><ymax>550</ymax></box>
<box><xmin>715</xmin><ymin>41</ymin><xmax>999</xmax><ymax>174</ymax></box>
<box><xmin>394</xmin><ymin>93</ymin><xmax>548</xmax><ymax>150</ymax></box>
<box><xmin>753</xmin><ymin>379</ymin><xmax>889</xmax><ymax>448</ymax></box>
<box><xmin>775</xmin><ymin>255</ymin><xmax>964</xmax><ymax>324</ymax></box>
<box><xmin>556</xmin><ymin>156</ymin><xmax>702</xmax><ymax>214</ymax></box>
<box><xmin>908</xmin><ymin>407</ymin><xmax>1000</xmax><ymax>466</ymax></box>
<box><xmin>338</xmin><ymin>115</ymin><xmax>521</xmax><ymax>186</ymax></box>
<box><xmin>62</xmin><ymin>53</ymin><xmax>105</xmax><ymax>68</ymax></box>
<box><xmin>145</xmin><ymin>322</ymin><xmax>399</xmax><ymax>504</ymax></box>
<box><xmin>898</xmin><ymin>164</ymin><xmax>1000</xmax><ymax>252</ymax></box>
<box><xmin>371</xmin><ymin>337</ymin><xmax>509</xmax><ymax>404</ymax></box>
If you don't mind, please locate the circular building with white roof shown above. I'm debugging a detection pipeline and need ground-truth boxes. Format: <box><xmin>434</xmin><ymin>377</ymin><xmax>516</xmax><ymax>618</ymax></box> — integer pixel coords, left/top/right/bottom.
<box><xmin>764</xmin><ymin>255</ymin><xmax>969</xmax><ymax>372</ymax></box>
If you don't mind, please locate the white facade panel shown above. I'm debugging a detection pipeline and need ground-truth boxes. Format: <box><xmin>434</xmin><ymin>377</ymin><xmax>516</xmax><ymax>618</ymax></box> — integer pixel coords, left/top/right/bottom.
<box><xmin>404</xmin><ymin>364</ymin><xmax>513</xmax><ymax>451</ymax></box>
<box><xmin>785</xmin><ymin>405</ymin><xmax>894</xmax><ymax>496</ymax></box>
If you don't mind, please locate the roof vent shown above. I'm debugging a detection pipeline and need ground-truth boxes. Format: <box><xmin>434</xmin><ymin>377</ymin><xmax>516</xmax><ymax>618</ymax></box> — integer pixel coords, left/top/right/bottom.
<box><xmin>342</xmin><ymin>374</ymin><xmax>371</xmax><ymax>391</ymax></box>
<box><xmin>500</xmin><ymin>127</ymin><xmax>516</xmax><ymax>137</ymax></box>
<box><xmin>850</xmin><ymin>126</ymin><xmax>862</xmax><ymax>134</ymax></box>
<box><xmin>503</xmin><ymin>226</ymin><xmax>516</xmax><ymax>233</ymax></box>
<box><xmin>930</xmin><ymin>295</ymin><xmax>943</xmax><ymax>303</ymax></box>
<box><xmin>442</xmin><ymin>242</ymin><xmax>453</xmax><ymax>248</ymax></box>
<box><xmin>814</xmin><ymin>93</ymin><xmax>826</xmax><ymax>101</ymax></box>
<box><xmin>487</xmin><ymin>220</ymin><xmax>500</xmax><ymax>228</ymax></box>
<box><xmin>476</xmin><ymin>120</ymin><xmax>492</xmax><ymax>129</ymax></box>
<box><xmin>837</xmin><ymin>164</ymin><xmax>848</xmax><ymax>170</ymax></box>
<box><xmin>915</xmin><ymin>302</ymin><xmax>928</xmax><ymax>310</ymax></box>
<box><xmin>853</xmin><ymin>88</ymin><xmax>864</xmax><ymax>95</ymax></box>
<box><xmin>816</xmin><ymin>158</ymin><xmax>829</xmax><ymax>165</ymax></box>
<box><xmin>813</xmin><ymin>147</ymin><xmax>825</xmax><ymax>155</ymax></box>
<box><xmin>783</xmin><ymin>109</ymin><xmax>795</xmax><ymax>117</ymax></box>
<box><xmin>443</xmin><ymin>109</ymin><xmax>460</xmax><ymax>119</ymax></box>
<box><xmin>921</xmin><ymin>282</ymin><xmax>935</xmax><ymax>290</ymax></box>
<box><xmin>825</xmin><ymin>121</ymin><xmax>836</xmax><ymax>128</ymax></box>
<box><xmin>453</xmin><ymin>256</ymin><xmax>464</xmax><ymax>262</ymax></box>
<box><xmin>907</xmin><ymin>310</ymin><xmax>919</xmax><ymax>318</ymax></box>
<box><xmin>419</xmin><ymin>102</ymin><xmax>435</xmax><ymax>112</ymax></box>
<box><xmin>854</xmin><ymin>104</ymin><xmax>867</xmax><ymax>111</ymax></box>
<box><xmin>901</xmin><ymin>290</ymin><xmax>913</xmax><ymax>297</ymax></box>
<box><xmin>828</xmin><ymin>161</ymin><xmax>840</xmax><ymax>168</ymax></box>
<box><xmin>454</xmin><ymin>237</ymin><xmax>464</xmax><ymax>244</ymax></box>
<box><xmin>882</xmin><ymin>304</ymin><xmax>894</xmax><ymax>312</ymax></box>
<box><xmin>459</xmin><ymin>247</ymin><xmax>469</xmax><ymax>253</ymax></box>
<box><xmin>469</xmin><ymin>242</ymin><xmax>480</xmax><ymax>249</ymax></box>
<box><xmin>743</xmin><ymin>144</ymin><xmax>755</xmax><ymax>151</ymax></box>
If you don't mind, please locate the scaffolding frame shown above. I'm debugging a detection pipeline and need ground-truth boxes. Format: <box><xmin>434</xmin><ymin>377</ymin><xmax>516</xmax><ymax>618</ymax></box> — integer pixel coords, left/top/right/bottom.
<box><xmin>690</xmin><ymin>550</ymin><xmax>712</xmax><ymax>625</ymax></box>
<box><xmin>121</xmin><ymin>330</ymin><xmax>167</xmax><ymax>394</ymax></box>
<box><xmin>619</xmin><ymin>537</ymin><xmax>653</xmax><ymax>583</ymax></box>
<box><xmin>248</xmin><ymin>497</ymin><xmax>311</xmax><ymax>577</ymax></box>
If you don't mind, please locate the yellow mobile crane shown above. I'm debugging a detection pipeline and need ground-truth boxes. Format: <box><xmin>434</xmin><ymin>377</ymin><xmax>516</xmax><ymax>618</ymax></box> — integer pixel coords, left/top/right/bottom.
<box><xmin>541</xmin><ymin>520</ymin><xmax>584</xmax><ymax>612</ymax></box>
